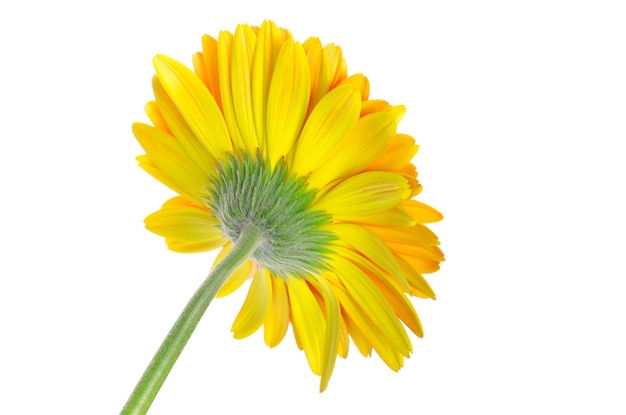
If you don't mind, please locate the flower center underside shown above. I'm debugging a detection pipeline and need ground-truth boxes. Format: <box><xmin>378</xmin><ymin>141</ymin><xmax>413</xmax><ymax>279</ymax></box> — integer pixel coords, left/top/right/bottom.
<box><xmin>207</xmin><ymin>152</ymin><xmax>334</xmax><ymax>278</ymax></box>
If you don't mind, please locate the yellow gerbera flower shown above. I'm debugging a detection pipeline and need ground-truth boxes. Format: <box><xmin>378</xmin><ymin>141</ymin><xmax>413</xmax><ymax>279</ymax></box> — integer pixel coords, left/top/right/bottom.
<box><xmin>126</xmin><ymin>20</ymin><xmax>443</xmax><ymax>412</ymax></box>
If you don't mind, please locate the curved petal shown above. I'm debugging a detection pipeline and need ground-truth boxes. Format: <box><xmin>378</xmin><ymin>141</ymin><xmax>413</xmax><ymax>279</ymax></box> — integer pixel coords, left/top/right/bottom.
<box><xmin>231</xmin><ymin>268</ymin><xmax>272</xmax><ymax>339</ymax></box>
<box><xmin>263</xmin><ymin>273</ymin><xmax>290</xmax><ymax>347</ymax></box>
<box><xmin>308</xmin><ymin>276</ymin><xmax>340</xmax><ymax>392</ymax></box>
<box><xmin>214</xmin><ymin>243</ymin><xmax>258</xmax><ymax>298</ymax></box>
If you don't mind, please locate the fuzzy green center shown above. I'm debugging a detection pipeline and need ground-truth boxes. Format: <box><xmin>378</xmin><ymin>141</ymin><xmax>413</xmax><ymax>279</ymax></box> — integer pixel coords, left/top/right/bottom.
<box><xmin>206</xmin><ymin>152</ymin><xmax>334</xmax><ymax>278</ymax></box>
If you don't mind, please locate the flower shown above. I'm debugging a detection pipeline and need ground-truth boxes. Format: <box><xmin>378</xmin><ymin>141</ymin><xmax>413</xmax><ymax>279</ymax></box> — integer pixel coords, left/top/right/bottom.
<box><xmin>134</xmin><ymin>20</ymin><xmax>444</xmax><ymax>392</ymax></box>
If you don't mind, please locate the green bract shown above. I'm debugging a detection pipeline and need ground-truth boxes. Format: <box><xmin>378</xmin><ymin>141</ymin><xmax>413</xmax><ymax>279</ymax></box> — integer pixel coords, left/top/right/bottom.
<box><xmin>207</xmin><ymin>152</ymin><xmax>335</xmax><ymax>278</ymax></box>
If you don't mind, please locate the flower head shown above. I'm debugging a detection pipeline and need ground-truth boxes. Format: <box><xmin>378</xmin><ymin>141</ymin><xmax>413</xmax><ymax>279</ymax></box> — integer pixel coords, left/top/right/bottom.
<box><xmin>134</xmin><ymin>20</ymin><xmax>444</xmax><ymax>391</ymax></box>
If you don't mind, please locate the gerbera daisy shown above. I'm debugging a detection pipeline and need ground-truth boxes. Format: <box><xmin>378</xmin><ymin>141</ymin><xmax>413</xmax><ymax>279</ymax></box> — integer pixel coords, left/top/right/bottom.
<box><xmin>124</xmin><ymin>20</ymin><xmax>443</xmax><ymax>413</ymax></box>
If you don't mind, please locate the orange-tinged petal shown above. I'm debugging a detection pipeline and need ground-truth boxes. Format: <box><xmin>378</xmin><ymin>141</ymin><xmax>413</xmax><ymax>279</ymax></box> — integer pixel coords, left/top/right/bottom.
<box><xmin>323</xmin><ymin>43</ymin><xmax>346</xmax><ymax>88</ymax></box>
<box><xmin>231</xmin><ymin>268</ymin><xmax>272</xmax><ymax>339</ymax></box>
<box><xmin>266</xmin><ymin>39</ymin><xmax>311</xmax><ymax>164</ymax></box>
<box><xmin>402</xmin><ymin>199</ymin><xmax>444</xmax><ymax>223</ymax></box>
<box><xmin>153</xmin><ymin>55</ymin><xmax>232</xmax><ymax>159</ymax></box>
<box><xmin>325</xmin><ymin>223</ymin><xmax>408</xmax><ymax>290</ymax></box>
<box><xmin>200</xmin><ymin>35</ymin><xmax>223</xmax><ymax>110</ymax></box>
<box><xmin>303</xmin><ymin>38</ymin><xmax>330</xmax><ymax>113</ymax></box>
<box><xmin>361</xmin><ymin>99</ymin><xmax>393</xmax><ymax>117</ymax></box>
<box><xmin>338</xmin><ymin>74</ymin><xmax>370</xmax><ymax>100</ymax></box>
<box><xmin>396</xmin><ymin>255</ymin><xmax>437</xmax><ymax>299</ymax></box>
<box><xmin>329</xmin><ymin>258</ymin><xmax>408</xmax><ymax>370</ymax></box>
<box><xmin>291</xmin><ymin>85</ymin><xmax>360</xmax><ymax>176</ymax></box>
<box><xmin>367</xmin><ymin>133</ymin><xmax>419</xmax><ymax>172</ymax></box>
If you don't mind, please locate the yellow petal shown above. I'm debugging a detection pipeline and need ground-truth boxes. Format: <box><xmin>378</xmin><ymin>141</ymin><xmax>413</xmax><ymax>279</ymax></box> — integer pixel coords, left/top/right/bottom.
<box><xmin>214</xmin><ymin>243</ymin><xmax>257</xmax><ymax>298</ymax></box>
<box><xmin>135</xmin><ymin>156</ymin><xmax>200</xmax><ymax>206</ymax></box>
<box><xmin>363</xmin><ymin>265</ymin><xmax>424</xmax><ymax>338</ymax></box>
<box><xmin>387</xmin><ymin>242</ymin><xmax>445</xmax><ymax>263</ymax></box>
<box><xmin>363</xmin><ymin>222</ymin><xmax>441</xmax><ymax>247</ymax></box>
<box><xmin>342</xmin><ymin>309</ymin><xmax>372</xmax><ymax>357</ymax></box>
<box><xmin>396</xmin><ymin>255</ymin><xmax>437</xmax><ymax>299</ymax></box>
<box><xmin>338</xmin><ymin>74</ymin><xmax>370</xmax><ymax>100</ymax></box>
<box><xmin>231</xmin><ymin>24</ymin><xmax>259</xmax><ymax>151</ymax></box>
<box><xmin>144</xmin><ymin>100</ymin><xmax>170</xmax><ymax>134</ymax></box>
<box><xmin>144</xmin><ymin>202</ymin><xmax>227</xmax><ymax>252</ymax></box>
<box><xmin>153</xmin><ymin>55</ymin><xmax>232</xmax><ymax>159</ymax></box>
<box><xmin>308</xmin><ymin>276</ymin><xmax>340</xmax><ymax>392</ymax></box>
<box><xmin>200</xmin><ymin>35</ymin><xmax>223</xmax><ymax>110</ymax></box>
<box><xmin>231</xmin><ymin>268</ymin><xmax>272</xmax><ymax>339</ymax></box>
<box><xmin>133</xmin><ymin>123</ymin><xmax>207</xmax><ymax>203</ymax></box>
<box><xmin>287</xmin><ymin>277</ymin><xmax>325</xmax><ymax>375</ymax></box>
<box><xmin>266</xmin><ymin>39</ymin><xmax>311</xmax><ymax>164</ymax></box>
<box><xmin>366</xmin><ymin>133</ymin><xmax>419</xmax><ymax>172</ymax></box>
<box><xmin>252</xmin><ymin>20</ymin><xmax>284</xmax><ymax>151</ymax></box>
<box><xmin>349</xmin><ymin>206</ymin><xmax>415</xmax><ymax>228</ymax></box>
<box><xmin>313</xmin><ymin>171</ymin><xmax>410</xmax><ymax>219</ymax></box>
<box><xmin>291</xmin><ymin>85</ymin><xmax>360</xmax><ymax>176</ymax></box>
<box><xmin>329</xmin><ymin>257</ymin><xmax>409</xmax><ymax>370</ymax></box>
<box><xmin>263</xmin><ymin>273</ymin><xmax>290</xmax><ymax>347</ymax></box>
<box><xmin>152</xmin><ymin>76</ymin><xmax>216</xmax><ymax>172</ymax></box>
<box><xmin>303</xmin><ymin>38</ymin><xmax>330</xmax><ymax>113</ymax></box>
<box><xmin>216</xmin><ymin>30</ymin><xmax>247</xmax><ymax>151</ymax></box>
<box><xmin>337</xmin><ymin>314</ymin><xmax>350</xmax><ymax>358</ymax></box>
<box><xmin>323</xmin><ymin>43</ymin><xmax>346</xmax><ymax>88</ymax></box>
<box><xmin>307</xmin><ymin>111</ymin><xmax>397</xmax><ymax>188</ymax></box>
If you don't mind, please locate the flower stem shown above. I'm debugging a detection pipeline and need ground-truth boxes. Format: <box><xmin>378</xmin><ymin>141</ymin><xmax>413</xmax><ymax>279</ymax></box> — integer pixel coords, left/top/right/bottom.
<box><xmin>120</xmin><ymin>225</ymin><xmax>265</xmax><ymax>415</ymax></box>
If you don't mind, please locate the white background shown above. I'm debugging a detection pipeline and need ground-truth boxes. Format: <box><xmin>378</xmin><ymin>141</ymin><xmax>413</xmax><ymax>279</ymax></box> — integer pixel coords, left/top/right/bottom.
<box><xmin>1</xmin><ymin>1</ymin><xmax>625</xmax><ymax>414</ymax></box>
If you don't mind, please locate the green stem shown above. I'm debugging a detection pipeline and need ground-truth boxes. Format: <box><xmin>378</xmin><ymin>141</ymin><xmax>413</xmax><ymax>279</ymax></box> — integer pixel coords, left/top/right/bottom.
<box><xmin>121</xmin><ymin>225</ymin><xmax>265</xmax><ymax>415</ymax></box>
